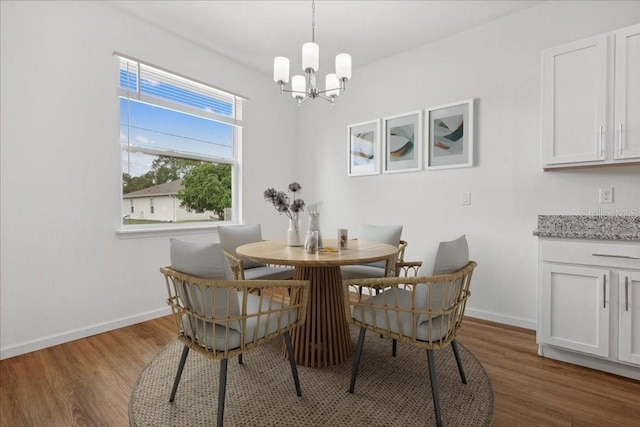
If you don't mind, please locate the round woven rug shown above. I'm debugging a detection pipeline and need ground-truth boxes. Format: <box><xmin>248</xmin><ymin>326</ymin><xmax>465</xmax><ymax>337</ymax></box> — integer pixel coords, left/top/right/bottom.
<box><xmin>130</xmin><ymin>326</ymin><xmax>493</xmax><ymax>426</ymax></box>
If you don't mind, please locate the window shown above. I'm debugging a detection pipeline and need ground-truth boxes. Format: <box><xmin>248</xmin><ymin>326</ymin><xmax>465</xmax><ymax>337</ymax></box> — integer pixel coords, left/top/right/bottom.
<box><xmin>116</xmin><ymin>53</ymin><xmax>246</xmax><ymax>230</ymax></box>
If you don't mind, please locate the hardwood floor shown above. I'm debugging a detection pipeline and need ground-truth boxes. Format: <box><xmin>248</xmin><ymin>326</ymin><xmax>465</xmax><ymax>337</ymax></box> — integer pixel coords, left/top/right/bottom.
<box><xmin>1</xmin><ymin>316</ymin><xmax>639</xmax><ymax>426</ymax></box>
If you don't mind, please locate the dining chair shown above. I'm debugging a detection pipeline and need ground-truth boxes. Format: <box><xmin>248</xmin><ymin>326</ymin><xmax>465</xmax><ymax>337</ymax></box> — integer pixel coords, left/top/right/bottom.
<box><xmin>161</xmin><ymin>238</ymin><xmax>310</xmax><ymax>427</ymax></box>
<box><xmin>343</xmin><ymin>241</ymin><xmax>476</xmax><ymax>427</ymax></box>
<box><xmin>341</xmin><ymin>224</ymin><xmax>404</xmax><ymax>281</ymax></box>
<box><xmin>388</xmin><ymin>235</ymin><xmax>469</xmax><ymax>355</ymax></box>
<box><xmin>218</xmin><ymin>224</ymin><xmax>294</xmax><ymax>280</ymax></box>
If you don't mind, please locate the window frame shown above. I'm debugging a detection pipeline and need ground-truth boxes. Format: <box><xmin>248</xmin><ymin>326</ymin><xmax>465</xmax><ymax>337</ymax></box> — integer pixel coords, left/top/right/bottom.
<box><xmin>115</xmin><ymin>53</ymin><xmax>246</xmax><ymax>237</ymax></box>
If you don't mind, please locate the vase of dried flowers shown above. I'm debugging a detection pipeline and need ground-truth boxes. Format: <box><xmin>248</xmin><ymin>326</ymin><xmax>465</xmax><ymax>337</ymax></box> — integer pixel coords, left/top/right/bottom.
<box><xmin>288</xmin><ymin>214</ymin><xmax>302</xmax><ymax>247</ymax></box>
<box><xmin>264</xmin><ymin>182</ymin><xmax>305</xmax><ymax>247</ymax></box>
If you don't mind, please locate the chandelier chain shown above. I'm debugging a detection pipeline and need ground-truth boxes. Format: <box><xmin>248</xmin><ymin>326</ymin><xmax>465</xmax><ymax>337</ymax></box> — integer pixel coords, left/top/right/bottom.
<box><xmin>311</xmin><ymin>0</ymin><xmax>315</xmax><ymax>43</ymax></box>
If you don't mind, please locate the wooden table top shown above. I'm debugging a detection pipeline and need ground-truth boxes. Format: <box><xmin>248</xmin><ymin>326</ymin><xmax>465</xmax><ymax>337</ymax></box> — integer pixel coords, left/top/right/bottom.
<box><xmin>236</xmin><ymin>239</ymin><xmax>398</xmax><ymax>267</ymax></box>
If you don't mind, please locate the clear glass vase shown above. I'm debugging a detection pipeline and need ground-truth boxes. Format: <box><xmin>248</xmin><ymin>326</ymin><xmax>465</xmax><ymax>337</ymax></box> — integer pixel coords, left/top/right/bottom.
<box><xmin>308</xmin><ymin>212</ymin><xmax>323</xmax><ymax>248</ymax></box>
<box><xmin>287</xmin><ymin>215</ymin><xmax>303</xmax><ymax>247</ymax></box>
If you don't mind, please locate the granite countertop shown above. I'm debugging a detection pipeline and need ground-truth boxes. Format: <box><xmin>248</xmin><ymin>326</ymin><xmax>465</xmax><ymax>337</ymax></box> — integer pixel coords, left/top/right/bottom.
<box><xmin>533</xmin><ymin>215</ymin><xmax>640</xmax><ymax>241</ymax></box>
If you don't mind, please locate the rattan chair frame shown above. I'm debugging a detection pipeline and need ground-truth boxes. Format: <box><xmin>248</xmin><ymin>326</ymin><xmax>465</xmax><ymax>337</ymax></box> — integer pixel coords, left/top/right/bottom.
<box><xmin>343</xmin><ymin>261</ymin><xmax>477</xmax><ymax>427</ymax></box>
<box><xmin>224</xmin><ymin>251</ymin><xmax>248</xmax><ymax>280</ymax></box>
<box><xmin>224</xmin><ymin>250</ymin><xmax>292</xmax><ymax>282</ymax></box>
<box><xmin>160</xmin><ymin>266</ymin><xmax>310</xmax><ymax>427</ymax></box>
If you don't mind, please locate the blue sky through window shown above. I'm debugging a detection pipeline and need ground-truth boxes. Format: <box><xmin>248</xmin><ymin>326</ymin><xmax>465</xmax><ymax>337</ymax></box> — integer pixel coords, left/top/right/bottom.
<box><xmin>119</xmin><ymin>69</ymin><xmax>234</xmax><ymax>177</ymax></box>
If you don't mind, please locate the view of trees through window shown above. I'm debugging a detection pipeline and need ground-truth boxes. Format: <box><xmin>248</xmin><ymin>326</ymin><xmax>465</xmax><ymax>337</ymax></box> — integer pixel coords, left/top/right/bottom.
<box><xmin>122</xmin><ymin>156</ymin><xmax>231</xmax><ymax>225</ymax></box>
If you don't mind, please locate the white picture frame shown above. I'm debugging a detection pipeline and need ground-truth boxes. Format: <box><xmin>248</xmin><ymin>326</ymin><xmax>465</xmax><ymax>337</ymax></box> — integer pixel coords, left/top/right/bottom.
<box><xmin>347</xmin><ymin>120</ymin><xmax>381</xmax><ymax>176</ymax></box>
<box><xmin>426</xmin><ymin>99</ymin><xmax>474</xmax><ymax>170</ymax></box>
<box><xmin>382</xmin><ymin>110</ymin><xmax>423</xmax><ymax>174</ymax></box>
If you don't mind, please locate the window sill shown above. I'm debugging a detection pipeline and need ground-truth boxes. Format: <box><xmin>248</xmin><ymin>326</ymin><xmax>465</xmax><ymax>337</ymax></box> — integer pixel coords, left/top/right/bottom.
<box><xmin>116</xmin><ymin>222</ymin><xmax>234</xmax><ymax>239</ymax></box>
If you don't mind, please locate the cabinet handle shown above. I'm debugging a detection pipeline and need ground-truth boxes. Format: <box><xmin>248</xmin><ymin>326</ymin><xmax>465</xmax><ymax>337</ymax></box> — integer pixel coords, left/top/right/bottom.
<box><xmin>603</xmin><ymin>275</ymin><xmax>607</xmax><ymax>309</ymax></box>
<box><xmin>592</xmin><ymin>253</ymin><xmax>640</xmax><ymax>260</ymax></box>
<box><xmin>625</xmin><ymin>276</ymin><xmax>629</xmax><ymax>312</ymax></box>
<box><xmin>598</xmin><ymin>125</ymin><xmax>603</xmax><ymax>156</ymax></box>
<box><xmin>618</xmin><ymin>123</ymin><xmax>624</xmax><ymax>155</ymax></box>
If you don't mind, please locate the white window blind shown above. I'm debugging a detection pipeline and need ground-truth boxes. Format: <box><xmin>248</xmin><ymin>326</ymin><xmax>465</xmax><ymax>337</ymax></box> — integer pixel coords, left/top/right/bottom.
<box><xmin>115</xmin><ymin>52</ymin><xmax>247</xmax><ymax>128</ymax></box>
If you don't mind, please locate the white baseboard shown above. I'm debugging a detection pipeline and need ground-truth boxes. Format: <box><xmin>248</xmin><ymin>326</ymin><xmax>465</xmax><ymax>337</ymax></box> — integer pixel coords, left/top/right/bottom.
<box><xmin>1</xmin><ymin>306</ymin><xmax>535</xmax><ymax>360</ymax></box>
<box><xmin>539</xmin><ymin>344</ymin><xmax>640</xmax><ymax>380</ymax></box>
<box><xmin>0</xmin><ymin>306</ymin><xmax>172</xmax><ymax>360</ymax></box>
<box><xmin>464</xmin><ymin>307</ymin><xmax>536</xmax><ymax>330</ymax></box>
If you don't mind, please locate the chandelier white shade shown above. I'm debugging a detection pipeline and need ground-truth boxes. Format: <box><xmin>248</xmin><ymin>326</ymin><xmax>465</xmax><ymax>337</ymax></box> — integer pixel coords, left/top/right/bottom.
<box><xmin>273</xmin><ymin>1</ymin><xmax>351</xmax><ymax>105</ymax></box>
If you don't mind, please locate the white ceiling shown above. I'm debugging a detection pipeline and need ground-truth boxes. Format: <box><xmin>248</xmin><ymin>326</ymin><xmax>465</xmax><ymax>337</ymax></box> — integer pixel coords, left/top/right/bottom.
<box><xmin>108</xmin><ymin>0</ymin><xmax>542</xmax><ymax>76</ymax></box>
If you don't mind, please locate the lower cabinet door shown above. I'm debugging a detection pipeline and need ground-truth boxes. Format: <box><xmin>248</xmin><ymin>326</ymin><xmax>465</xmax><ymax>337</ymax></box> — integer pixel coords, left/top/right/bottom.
<box><xmin>540</xmin><ymin>264</ymin><xmax>610</xmax><ymax>357</ymax></box>
<box><xmin>619</xmin><ymin>271</ymin><xmax>640</xmax><ymax>365</ymax></box>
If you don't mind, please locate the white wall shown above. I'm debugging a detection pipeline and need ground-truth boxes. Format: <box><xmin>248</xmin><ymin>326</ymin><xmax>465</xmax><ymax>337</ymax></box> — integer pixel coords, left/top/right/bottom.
<box><xmin>2</xmin><ymin>1</ymin><xmax>639</xmax><ymax>359</ymax></box>
<box><xmin>0</xmin><ymin>1</ymin><xmax>299</xmax><ymax>358</ymax></box>
<box><xmin>296</xmin><ymin>1</ymin><xmax>640</xmax><ymax>328</ymax></box>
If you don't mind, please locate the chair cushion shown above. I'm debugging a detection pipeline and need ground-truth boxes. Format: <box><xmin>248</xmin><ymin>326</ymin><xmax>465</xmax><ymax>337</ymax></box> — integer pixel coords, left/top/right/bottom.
<box><xmin>352</xmin><ymin>289</ymin><xmax>448</xmax><ymax>342</ymax></box>
<box><xmin>432</xmin><ymin>235</ymin><xmax>469</xmax><ymax>275</ymax></box>
<box><xmin>340</xmin><ymin>265</ymin><xmax>386</xmax><ymax>280</ymax></box>
<box><xmin>181</xmin><ymin>293</ymin><xmax>298</xmax><ymax>351</ymax></box>
<box><xmin>170</xmin><ymin>239</ymin><xmax>240</xmax><ymax>330</ymax></box>
<box><xmin>243</xmin><ymin>266</ymin><xmax>294</xmax><ymax>280</ymax></box>
<box><xmin>243</xmin><ymin>293</ymin><xmax>298</xmax><ymax>343</ymax></box>
<box><xmin>218</xmin><ymin>224</ymin><xmax>266</xmax><ymax>269</ymax></box>
<box><xmin>414</xmin><ymin>281</ymin><xmax>456</xmax><ymax>325</ymax></box>
<box><xmin>358</xmin><ymin>224</ymin><xmax>403</xmax><ymax>269</ymax></box>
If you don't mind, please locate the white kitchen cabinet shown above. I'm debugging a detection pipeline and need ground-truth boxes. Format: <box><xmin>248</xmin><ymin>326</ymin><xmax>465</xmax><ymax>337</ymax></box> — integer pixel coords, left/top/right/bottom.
<box><xmin>614</xmin><ymin>25</ymin><xmax>640</xmax><ymax>160</ymax></box>
<box><xmin>538</xmin><ymin>238</ymin><xmax>640</xmax><ymax>379</ymax></box>
<box><xmin>541</xmin><ymin>23</ymin><xmax>640</xmax><ymax>169</ymax></box>
<box><xmin>618</xmin><ymin>271</ymin><xmax>640</xmax><ymax>365</ymax></box>
<box><xmin>539</xmin><ymin>264</ymin><xmax>610</xmax><ymax>357</ymax></box>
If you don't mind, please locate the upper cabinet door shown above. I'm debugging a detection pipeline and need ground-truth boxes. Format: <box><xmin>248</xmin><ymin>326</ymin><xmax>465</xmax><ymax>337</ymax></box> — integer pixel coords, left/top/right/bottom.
<box><xmin>542</xmin><ymin>34</ymin><xmax>608</xmax><ymax>167</ymax></box>
<box><xmin>614</xmin><ymin>23</ymin><xmax>640</xmax><ymax>160</ymax></box>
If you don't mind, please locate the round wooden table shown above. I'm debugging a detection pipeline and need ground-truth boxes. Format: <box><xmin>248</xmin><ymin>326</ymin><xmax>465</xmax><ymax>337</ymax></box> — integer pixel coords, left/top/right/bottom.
<box><xmin>236</xmin><ymin>238</ymin><xmax>398</xmax><ymax>368</ymax></box>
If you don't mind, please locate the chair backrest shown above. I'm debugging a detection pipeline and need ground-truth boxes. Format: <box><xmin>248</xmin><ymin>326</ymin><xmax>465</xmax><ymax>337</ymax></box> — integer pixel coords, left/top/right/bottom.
<box><xmin>218</xmin><ymin>224</ymin><xmax>265</xmax><ymax>269</ymax></box>
<box><xmin>432</xmin><ymin>235</ymin><xmax>469</xmax><ymax>275</ymax></box>
<box><xmin>358</xmin><ymin>224</ymin><xmax>403</xmax><ymax>269</ymax></box>
<box><xmin>169</xmin><ymin>239</ymin><xmax>241</xmax><ymax>329</ymax></box>
<box><xmin>343</xmin><ymin>261</ymin><xmax>477</xmax><ymax>350</ymax></box>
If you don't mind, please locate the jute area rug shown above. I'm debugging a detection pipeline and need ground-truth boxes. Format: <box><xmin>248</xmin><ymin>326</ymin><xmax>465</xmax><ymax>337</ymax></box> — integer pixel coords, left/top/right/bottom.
<box><xmin>130</xmin><ymin>326</ymin><xmax>493</xmax><ymax>426</ymax></box>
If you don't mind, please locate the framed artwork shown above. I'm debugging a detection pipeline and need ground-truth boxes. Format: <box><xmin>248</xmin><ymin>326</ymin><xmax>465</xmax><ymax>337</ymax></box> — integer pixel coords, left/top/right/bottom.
<box><xmin>347</xmin><ymin>120</ymin><xmax>381</xmax><ymax>176</ymax></box>
<box><xmin>382</xmin><ymin>111</ymin><xmax>423</xmax><ymax>174</ymax></box>
<box><xmin>426</xmin><ymin>99</ymin><xmax>474</xmax><ymax>170</ymax></box>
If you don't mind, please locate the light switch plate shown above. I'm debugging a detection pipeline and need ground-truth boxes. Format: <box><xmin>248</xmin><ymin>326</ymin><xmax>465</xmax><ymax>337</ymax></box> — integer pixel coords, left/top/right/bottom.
<box><xmin>462</xmin><ymin>192</ymin><xmax>471</xmax><ymax>205</ymax></box>
<box><xmin>599</xmin><ymin>187</ymin><xmax>613</xmax><ymax>204</ymax></box>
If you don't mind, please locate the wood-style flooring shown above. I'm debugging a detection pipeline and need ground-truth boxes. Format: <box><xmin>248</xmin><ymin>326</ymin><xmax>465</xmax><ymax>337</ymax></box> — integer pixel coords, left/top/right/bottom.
<box><xmin>1</xmin><ymin>316</ymin><xmax>639</xmax><ymax>426</ymax></box>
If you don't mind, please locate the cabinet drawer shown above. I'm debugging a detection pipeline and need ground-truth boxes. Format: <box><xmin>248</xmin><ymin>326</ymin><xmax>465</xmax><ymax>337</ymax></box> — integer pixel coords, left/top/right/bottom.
<box><xmin>539</xmin><ymin>238</ymin><xmax>640</xmax><ymax>269</ymax></box>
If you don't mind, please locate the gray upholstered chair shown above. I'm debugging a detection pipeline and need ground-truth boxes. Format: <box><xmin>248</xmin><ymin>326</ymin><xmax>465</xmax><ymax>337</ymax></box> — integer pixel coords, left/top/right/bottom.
<box><xmin>343</xmin><ymin>235</ymin><xmax>474</xmax><ymax>427</ymax></box>
<box><xmin>161</xmin><ymin>239</ymin><xmax>310</xmax><ymax>427</ymax></box>
<box><xmin>218</xmin><ymin>224</ymin><xmax>294</xmax><ymax>280</ymax></box>
<box><xmin>341</xmin><ymin>224</ymin><xmax>404</xmax><ymax>280</ymax></box>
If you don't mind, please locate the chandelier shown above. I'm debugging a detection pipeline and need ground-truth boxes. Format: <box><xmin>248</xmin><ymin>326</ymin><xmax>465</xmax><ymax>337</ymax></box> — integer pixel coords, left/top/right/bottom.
<box><xmin>273</xmin><ymin>0</ymin><xmax>352</xmax><ymax>105</ymax></box>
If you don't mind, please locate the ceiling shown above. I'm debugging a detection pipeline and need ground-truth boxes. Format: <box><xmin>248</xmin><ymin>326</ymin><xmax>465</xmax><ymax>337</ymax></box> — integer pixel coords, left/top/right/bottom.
<box><xmin>108</xmin><ymin>1</ymin><xmax>542</xmax><ymax>76</ymax></box>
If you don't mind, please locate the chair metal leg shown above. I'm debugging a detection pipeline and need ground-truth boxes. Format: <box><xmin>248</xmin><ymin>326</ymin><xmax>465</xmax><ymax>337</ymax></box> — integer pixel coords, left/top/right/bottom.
<box><xmin>284</xmin><ymin>331</ymin><xmax>302</xmax><ymax>396</ymax></box>
<box><xmin>169</xmin><ymin>345</ymin><xmax>190</xmax><ymax>402</ymax></box>
<box><xmin>426</xmin><ymin>349</ymin><xmax>442</xmax><ymax>427</ymax></box>
<box><xmin>217</xmin><ymin>358</ymin><xmax>228</xmax><ymax>427</ymax></box>
<box><xmin>349</xmin><ymin>327</ymin><xmax>367</xmax><ymax>393</ymax></box>
<box><xmin>238</xmin><ymin>353</ymin><xmax>243</xmax><ymax>365</ymax></box>
<box><xmin>392</xmin><ymin>339</ymin><xmax>397</xmax><ymax>357</ymax></box>
<box><xmin>451</xmin><ymin>340</ymin><xmax>467</xmax><ymax>384</ymax></box>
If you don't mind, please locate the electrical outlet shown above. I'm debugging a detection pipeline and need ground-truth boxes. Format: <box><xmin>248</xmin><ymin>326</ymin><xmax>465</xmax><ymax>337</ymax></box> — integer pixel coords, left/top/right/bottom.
<box><xmin>599</xmin><ymin>187</ymin><xmax>613</xmax><ymax>204</ymax></box>
<box><xmin>462</xmin><ymin>192</ymin><xmax>471</xmax><ymax>205</ymax></box>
